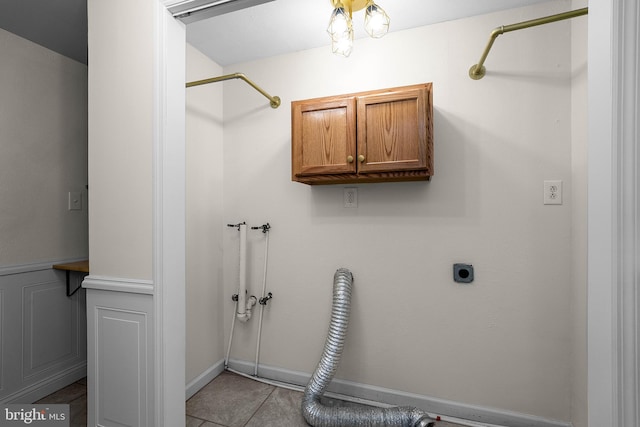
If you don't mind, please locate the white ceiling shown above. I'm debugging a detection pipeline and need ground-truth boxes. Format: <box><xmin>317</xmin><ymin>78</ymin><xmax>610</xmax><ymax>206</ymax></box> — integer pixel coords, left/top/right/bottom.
<box><xmin>0</xmin><ymin>0</ymin><xmax>554</xmax><ymax>67</ymax></box>
<box><xmin>185</xmin><ymin>0</ymin><xmax>554</xmax><ymax>66</ymax></box>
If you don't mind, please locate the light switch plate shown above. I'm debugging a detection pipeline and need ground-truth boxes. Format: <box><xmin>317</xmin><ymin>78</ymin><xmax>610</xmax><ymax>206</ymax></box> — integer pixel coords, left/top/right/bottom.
<box><xmin>68</xmin><ymin>192</ymin><xmax>82</xmax><ymax>210</ymax></box>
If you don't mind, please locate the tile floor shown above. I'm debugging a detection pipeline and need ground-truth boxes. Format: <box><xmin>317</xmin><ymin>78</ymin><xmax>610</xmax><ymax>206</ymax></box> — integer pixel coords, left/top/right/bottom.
<box><xmin>35</xmin><ymin>377</ymin><xmax>87</xmax><ymax>427</ymax></box>
<box><xmin>36</xmin><ymin>371</ymin><xmax>467</xmax><ymax>427</ymax></box>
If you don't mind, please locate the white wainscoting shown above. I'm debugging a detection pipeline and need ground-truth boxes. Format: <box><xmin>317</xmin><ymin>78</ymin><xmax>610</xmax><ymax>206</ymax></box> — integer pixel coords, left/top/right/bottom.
<box><xmin>0</xmin><ymin>261</ymin><xmax>87</xmax><ymax>404</ymax></box>
<box><xmin>85</xmin><ymin>280</ymin><xmax>154</xmax><ymax>427</ymax></box>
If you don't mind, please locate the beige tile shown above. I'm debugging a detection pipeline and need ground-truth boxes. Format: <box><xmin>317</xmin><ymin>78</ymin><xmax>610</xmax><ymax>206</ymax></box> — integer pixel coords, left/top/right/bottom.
<box><xmin>36</xmin><ymin>371</ymin><xmax>470</xmax><ymax>427</ymax></box>
<box><xmin>36</xmin><ymin>382</ymin><xmax>86</xmax><ymax>405</ymax></box>
<box><xmin>186</xmin><ymin>372</ymin><xmax>274</xmax><ymax>427</ymax></box>
<box><xmin>69</xmin><ymin>393</ymin><xmax>87</xmax><ymax>427</ymax></box>
<box><xmin>187</xmin><ymin>415</ymin><xmax>226</xmax><ymax>426</ymax></box>
<box><xmin>35</xmin><ymin>381</ymin><xmax>86</xmax><ymax>427</ymax></box>
<box><xmin>245</xmin><ymin>386</ymin><xmax>309</xmax><ymax>427</ymax></box>
<box><xmin>186</xmin><ymin>415</ymin><xmax>205</xmax><ymax>426</ymax></box>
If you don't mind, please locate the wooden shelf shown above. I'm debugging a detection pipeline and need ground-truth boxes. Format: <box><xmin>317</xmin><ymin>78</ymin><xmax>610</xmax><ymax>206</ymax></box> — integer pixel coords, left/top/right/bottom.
<box><xmin>53</xmin><ymin>260</ymin><xmax>89</xmax><ymax>296</ymax></box>
<box><xmin>53</xmin><ymin>260</ymin><xmax>89</xmax><ymax>273</ymax></box>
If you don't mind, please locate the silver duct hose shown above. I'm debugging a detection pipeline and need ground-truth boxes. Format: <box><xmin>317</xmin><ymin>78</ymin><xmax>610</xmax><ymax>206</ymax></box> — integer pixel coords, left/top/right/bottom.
<box><xmin>302</xmin><ymin>268</ymin><xmax>435</xmax><ymax>427</ymax></box>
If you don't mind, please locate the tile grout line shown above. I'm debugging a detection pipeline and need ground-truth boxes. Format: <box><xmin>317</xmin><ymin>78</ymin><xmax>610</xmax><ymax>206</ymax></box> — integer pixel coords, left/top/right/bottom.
<box><xmin>241</xmin><ymin>386</ymin><xmax>277</xmax><ymax>427</ymax></box>
<box><xmin>186</xmin><ymin>414</ymin><xmax>210</xmax><ymax>427</ymax></box>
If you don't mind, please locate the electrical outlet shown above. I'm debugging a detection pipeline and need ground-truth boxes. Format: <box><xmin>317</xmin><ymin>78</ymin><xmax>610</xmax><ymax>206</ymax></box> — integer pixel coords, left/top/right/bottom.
<box><xmin>543</xmin><ymin>180</ymin><xmax>562</xmax><ymax>205</ymax></box>
<box><xmin>343</xmin><ymin>187</ymin><xmax>358</xmax><ymax>208</ymax></box>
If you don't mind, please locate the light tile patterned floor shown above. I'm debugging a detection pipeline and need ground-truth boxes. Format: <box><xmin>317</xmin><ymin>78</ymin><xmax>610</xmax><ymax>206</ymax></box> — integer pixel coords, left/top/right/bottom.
<box><xmin>36</xmin><ymin>371</ymin><xmax>468</xmax><ymax>427</ymax></box>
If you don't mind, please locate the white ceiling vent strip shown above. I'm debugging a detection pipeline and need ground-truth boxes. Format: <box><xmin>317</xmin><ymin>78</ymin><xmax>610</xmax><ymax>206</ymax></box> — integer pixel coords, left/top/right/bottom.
<box><xmin>167</xmin><ymin>0</ymin><xmax>274</xmax><ymax>24</ymax></box>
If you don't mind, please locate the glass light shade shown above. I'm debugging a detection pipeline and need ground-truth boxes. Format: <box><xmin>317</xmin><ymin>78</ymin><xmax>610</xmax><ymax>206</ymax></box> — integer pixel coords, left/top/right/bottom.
<box><xmin>328</xmin><ymin>6</ymin><xmax>354</xmax><ymax>56</ymax></box>
<box><xmin>364</xmin><ymin>2</ymin><xmax>390</xmax><ymax>38</ymax></box>
<box><xmin>331</xmin><ymin>27</ymin><xmax>354</xmax><ymax>56</ymax></box>
<box><xmin>327</xmin><ymin>7</ymin><xmax>351</xmax><ymax>39</ymax></box>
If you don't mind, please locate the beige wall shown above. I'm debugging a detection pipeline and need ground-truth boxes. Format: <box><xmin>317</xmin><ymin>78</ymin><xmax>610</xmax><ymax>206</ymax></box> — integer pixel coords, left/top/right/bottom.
<box><xmin>0</xmin><ymin>28</ymin><xmax>88</xmax><ymax>266</ymax></box>
<box><xmin>208</xmin><ymin>0</ymin><xmax>585</xmax><ymax>423</ymax></box>
<box><xmin>86</xmin><ymin>3</ymin><xmax>186</xmax><ymax>424</ymax></box>
<box><xmin>87</xmin><ymin>0</ymin><xmax>154</xmax><ymax>280</ymax></box>
<box><xmin>185</xmin><ymin>44</ymin><xmax>225</xmax><ymax>383</ymax></box>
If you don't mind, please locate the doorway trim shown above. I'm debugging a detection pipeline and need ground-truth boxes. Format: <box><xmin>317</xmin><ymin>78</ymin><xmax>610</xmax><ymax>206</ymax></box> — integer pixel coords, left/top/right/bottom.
<box><xmin>587</xmin><ymin>0</ymin><xmax>639</xmax><ymax>425</ymax></box>
<box><xmin>153</xmin><ymin>2</ymin><xmax>186</xmax><ymax>426</ymax></box>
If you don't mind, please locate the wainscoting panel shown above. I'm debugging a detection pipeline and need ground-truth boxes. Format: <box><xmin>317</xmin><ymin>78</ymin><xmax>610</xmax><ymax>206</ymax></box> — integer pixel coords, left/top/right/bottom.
<box><xmin>0</xmin><ymin>287</ymin><xmax>4</xmax><ymax>395</ymax></box>
<box><xmin>23</xmin><ymin>279</ymin><xmax>82</xmax><ymax>378</ymax></box>
<box><xmin>87</xmin><ymin>287</ymin><xmax>153</xmax><ymax>427</ymax></box>
<box><xmin>0</xmin><ymin>262</ymin><xmax>87</xmax><ymax>403</ymax></box>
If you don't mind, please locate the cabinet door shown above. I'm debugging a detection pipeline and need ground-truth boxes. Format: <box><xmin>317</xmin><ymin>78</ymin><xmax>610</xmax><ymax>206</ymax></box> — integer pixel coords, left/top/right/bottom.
<box><xmin>356</xmin><ymin>85</ymin><xmax>431</xmax><ymax>174</ymax></box>
<box><xmin>292</xmin><ymin>97</ymin><xmax>357</xmax><ymax>177</ymax></box>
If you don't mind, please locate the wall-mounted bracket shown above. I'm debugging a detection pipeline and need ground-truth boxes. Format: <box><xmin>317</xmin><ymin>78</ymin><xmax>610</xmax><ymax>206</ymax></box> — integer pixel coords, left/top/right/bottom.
<box><xmin>187</xmin><ymin>73</ymin><xmax>281</xmax><ymax>108</ymax></box>
<box><xmin>52</xmin><ymin>260</ymin><xmax>89</xmax><ymax>296</ymax></box>
<box><xmin>469</xmin><ymin>7</ymin><xmax>588</xmax><ymax>80</ymax></box>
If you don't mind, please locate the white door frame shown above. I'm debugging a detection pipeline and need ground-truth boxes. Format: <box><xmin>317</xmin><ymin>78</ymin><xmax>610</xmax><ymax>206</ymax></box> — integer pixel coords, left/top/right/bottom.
<box><xmin>150</xmin><ymin>0</ymin><xmax>640</xmax><ymax>425</ymax></box>
<box><xmin>587</xmin><ymin>0</ymin><xmax>639</xmax><ymax>426</ymax></box>
<box><xmin>153</xmin><ymin>2</ymin><xmax>186</xmax><ymax>426</ymax></box>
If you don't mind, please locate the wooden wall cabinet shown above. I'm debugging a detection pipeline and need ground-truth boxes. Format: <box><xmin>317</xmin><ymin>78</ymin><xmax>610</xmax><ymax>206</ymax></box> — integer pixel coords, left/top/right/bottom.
<box><xmin>291</xmin><ymin>83</ymin><xmax>433</xmax><ymax>185</ymax></box>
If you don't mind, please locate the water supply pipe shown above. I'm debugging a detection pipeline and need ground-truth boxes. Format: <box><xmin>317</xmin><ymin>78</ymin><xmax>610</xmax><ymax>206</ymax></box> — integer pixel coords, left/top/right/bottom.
<box><xmin>302</xmin><ymin>268</ymin><xmax>435</xmax><ymax>427</ymax></box>
<box><xmin>236</xmin><ymin>223</ymin><xmax>257</xmax><ymax>322</ymax></box>
<box><xmin>224</xmin><ymin>299</ymin><xmax>238</xmax><ymax>368</ymax></box>
<box><xmin>237</xmin><ymin>223</ymin><xmax>248</xmax><ymax>319</ymax></box>
<box><xmin>252</xmin><ymin>223</ymin><xmax>272</xmax><ymax>376</ymax></box>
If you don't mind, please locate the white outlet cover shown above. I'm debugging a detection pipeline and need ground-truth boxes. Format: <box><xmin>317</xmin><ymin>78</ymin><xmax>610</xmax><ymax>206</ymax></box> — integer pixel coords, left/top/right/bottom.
<box><xmin>343</xmin><ymin>187</ymin><xmax>358</xmax><ymax>208</ymax></box>
<box><xmin>543</xmin><ymin>180</ymin><xmax>562</xmax><ymax>205</ymax></box>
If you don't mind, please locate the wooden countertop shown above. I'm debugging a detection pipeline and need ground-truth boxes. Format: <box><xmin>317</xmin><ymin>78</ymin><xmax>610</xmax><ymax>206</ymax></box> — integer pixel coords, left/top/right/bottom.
<box><xmin>52</xmin><ymin>260</ymin><xmax>89</xmax><ymax>273</ymax></box>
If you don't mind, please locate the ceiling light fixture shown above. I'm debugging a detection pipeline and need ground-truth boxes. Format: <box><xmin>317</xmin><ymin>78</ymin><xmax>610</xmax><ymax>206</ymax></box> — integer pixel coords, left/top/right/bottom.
<box><xmin>327</xmin><ymin>0</ymin><xmax>390</xmax><ymax>57</ymax></box>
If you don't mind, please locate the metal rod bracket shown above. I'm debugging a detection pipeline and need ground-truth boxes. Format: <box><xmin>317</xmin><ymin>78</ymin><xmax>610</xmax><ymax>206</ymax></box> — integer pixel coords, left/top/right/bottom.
<box><xmin>469</xmin><ymin>7</ymin><xmax>588</xmax><ymax>80</ymax></box>
<box><xmin>187</xmin><ymin>73</ymin><xmax>281</xmax><ymax>108</ymax></box>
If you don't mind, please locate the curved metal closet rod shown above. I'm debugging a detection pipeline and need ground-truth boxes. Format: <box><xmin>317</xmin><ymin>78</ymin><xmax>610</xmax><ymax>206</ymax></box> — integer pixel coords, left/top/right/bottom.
<box><xmin>186</xmin><ymin>72</ymin><xmax>281</xmax><ymax>108</ymax></box>
<box><xmin>469</xmin><ymin>7</ymin><xmax>588</xmax><ymax>80</ymax></box>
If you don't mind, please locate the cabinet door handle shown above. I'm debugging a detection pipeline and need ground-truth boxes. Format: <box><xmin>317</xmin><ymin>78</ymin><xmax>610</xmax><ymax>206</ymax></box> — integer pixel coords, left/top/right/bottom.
<box><xmin>347</xmin><ymin>155</ymin><xmax>354</xmax><ymax>163</ymax></box>
<box><xmin>358</xmin><ymin>154</ymin><xmax>365</xmax><ymax>163</ymax></box>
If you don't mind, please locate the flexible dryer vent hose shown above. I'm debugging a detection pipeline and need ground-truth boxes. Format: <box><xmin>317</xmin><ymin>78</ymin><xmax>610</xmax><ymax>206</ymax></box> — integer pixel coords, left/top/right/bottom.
<box><xmin>302</xmin><ymin>268</ymin><xmax>434</xmax><ymax>427</ymax></box>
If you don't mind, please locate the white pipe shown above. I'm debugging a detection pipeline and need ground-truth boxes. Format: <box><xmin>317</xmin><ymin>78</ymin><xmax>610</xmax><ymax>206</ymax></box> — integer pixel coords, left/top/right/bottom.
<box><xmin>254</xmin><ymin>228</ymin><xmax>270</xmax><ymax>376</ymax></box>
<box><xmin>245</xmin><ymin>295</ymin><xmax>257</xmax><ymax>321</ymax></box>
<box><xmin>224</xmin><ymin>300</ymin><xmax>238</xmax><ymax>368</ymax></box>
<box><xmin>226</xmin><ymin>366</ymin><xmax>393</xmax><ymax>407</ymax></box>
<box><xmin>236</xmin><ymin>223</ymin><xmax>257</xmax><ymax>322</ymax></box>
<box><xmin>226</xmin><ymin>367</ymin><xmax>303</xmax><ymax>393</ymax></box>
<box><xmin>237</xmin><ymin>223</ymin><xmax>247</xmax><ymax>319</ymax></box>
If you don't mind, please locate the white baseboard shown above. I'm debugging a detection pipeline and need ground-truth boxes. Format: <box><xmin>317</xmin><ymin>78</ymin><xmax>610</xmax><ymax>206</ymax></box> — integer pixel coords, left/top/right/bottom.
<box><xmin>2</xmin><ymin>363</ymin><xmax>87</xmax><ymax>404</ymax></box>
<box><xmin>187</xmin><ymin>359</ymin><xmax>571</xmax><ymax>427</ymax></box>
<box><xmin>185</xmin><ymin>360</ymin><xmax>225</xmax><ymax>400</ymax></box>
